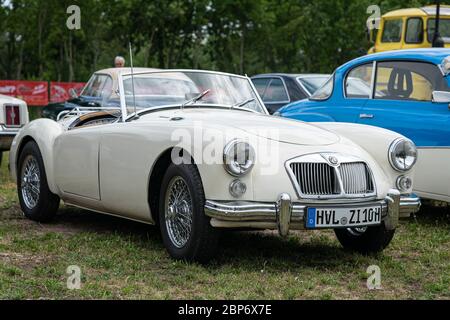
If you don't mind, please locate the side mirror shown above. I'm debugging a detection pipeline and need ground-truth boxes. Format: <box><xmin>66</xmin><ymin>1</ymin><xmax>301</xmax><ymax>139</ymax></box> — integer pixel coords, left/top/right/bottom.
<box><xmin>69</xmin><ymin>88</ymin><xmax>78</xmax><ymax>99</ymax></box>
<box><xmin>432</xmin><ymin>91</ymin><xmax>450</xmax><ymax>104</ymax></box>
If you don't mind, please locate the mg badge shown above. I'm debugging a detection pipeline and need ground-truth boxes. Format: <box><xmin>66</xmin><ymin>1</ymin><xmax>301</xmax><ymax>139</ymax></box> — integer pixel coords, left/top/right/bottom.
<box><xmin>329</xmin><ymin>156</ymin><xmax>339</xmax><ymax>166</ymax></box>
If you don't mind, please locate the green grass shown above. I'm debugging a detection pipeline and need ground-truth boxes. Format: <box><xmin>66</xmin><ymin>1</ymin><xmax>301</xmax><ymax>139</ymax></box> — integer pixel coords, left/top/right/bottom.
<box><xmin>0</xmin><ymin>153</ymin><xmax>449</xmax><ymax>300</ymax></box>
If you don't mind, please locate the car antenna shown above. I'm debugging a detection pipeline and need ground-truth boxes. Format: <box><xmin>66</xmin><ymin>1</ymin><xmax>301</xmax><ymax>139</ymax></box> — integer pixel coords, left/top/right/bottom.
<box><xmin>129</xmin><ymin>42</ymin><xmax>139</xmax><ymax>120</ymax></box>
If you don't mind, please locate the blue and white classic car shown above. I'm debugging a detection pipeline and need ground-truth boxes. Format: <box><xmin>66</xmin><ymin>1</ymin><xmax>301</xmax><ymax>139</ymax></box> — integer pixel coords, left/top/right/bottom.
<box><xmin>277</xmin><ymin>49</ymin><xmax>450</xmax><ymax>204</ymax></box>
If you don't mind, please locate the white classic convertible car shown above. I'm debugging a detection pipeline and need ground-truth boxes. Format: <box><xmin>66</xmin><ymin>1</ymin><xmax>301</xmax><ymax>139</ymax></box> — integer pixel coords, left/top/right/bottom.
<box><xmin>0</xmin><ymin>94</ymin><xmax>29</xmax><ymax>165</ymax></box>
<box><xmin>9</xmin><ymin>70</ymin><xmax>420</xmax><ymax>262</ymax></box>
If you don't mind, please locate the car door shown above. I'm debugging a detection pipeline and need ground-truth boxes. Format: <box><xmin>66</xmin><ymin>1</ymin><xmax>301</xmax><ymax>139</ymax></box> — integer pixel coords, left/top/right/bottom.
<box><xmin>359</xmin><ymin>60</ymin><xmax>450</xmax><ymax>200</ymax></box>
<box><xmin>54</xmin><ymin>126</ymin><xmax>102</xmax><ymax>201</ymax></box>
<box><xmin>252</xmin><ymin>77</ymin><xmax>291</xmax><ymax>115</ymax></box>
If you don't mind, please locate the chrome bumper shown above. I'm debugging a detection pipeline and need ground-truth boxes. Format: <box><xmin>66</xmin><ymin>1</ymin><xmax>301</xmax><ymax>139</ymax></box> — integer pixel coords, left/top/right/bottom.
<box><xmin>204</xmin><ymin>190</ymin><xmax>421</xmax><ymax>237</ymax></box>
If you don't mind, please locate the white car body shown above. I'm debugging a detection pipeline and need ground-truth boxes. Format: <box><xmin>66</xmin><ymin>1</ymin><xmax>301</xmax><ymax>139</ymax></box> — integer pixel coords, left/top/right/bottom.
<box><xmin>8</xmin><ymin>70</ymin><xmax>421</xmax><ymax>261</ymax></box>
<box><xmin>0</xmin><ymin>94</ymin><xmax>29</xmax><ymax>155</ymax></box>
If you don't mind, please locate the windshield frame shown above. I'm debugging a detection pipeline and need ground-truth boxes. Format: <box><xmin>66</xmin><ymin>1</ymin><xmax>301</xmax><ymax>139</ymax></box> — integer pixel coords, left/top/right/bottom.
<box><xmin>117</xmin><ymin>69</ymin><xmax>269</xmax><ymax>121</ymax></box>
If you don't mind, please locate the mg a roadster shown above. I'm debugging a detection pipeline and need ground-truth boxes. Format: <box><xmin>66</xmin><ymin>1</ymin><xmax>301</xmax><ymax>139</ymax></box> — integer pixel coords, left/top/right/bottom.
<box><xmin>9</xmin><ymin>70</ymin><xmax>420</xmax><ymax>262</ymax></box>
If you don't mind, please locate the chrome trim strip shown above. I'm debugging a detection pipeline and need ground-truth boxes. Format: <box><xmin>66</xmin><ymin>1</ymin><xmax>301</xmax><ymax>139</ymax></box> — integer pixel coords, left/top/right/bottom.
<box><xmin>0</xmin><ymin>132</ymin><xmax>18</xmax><ymax>136</ymax></box>
<box><xmin>417</xmin><ymin>146</ymin><xmax>450</xmax><ymax>149</ymax></box>
<box><xmin>370</xmin><ymin>60</ymin><xmax>377</xmax><ymax>99</ymax></box>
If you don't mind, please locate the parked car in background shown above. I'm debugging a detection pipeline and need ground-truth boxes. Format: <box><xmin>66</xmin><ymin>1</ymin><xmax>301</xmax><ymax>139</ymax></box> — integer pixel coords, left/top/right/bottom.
<box><xmin>9</xmin><ymin>69</ymin><xmax>420</xmax><ymax>263</ymax></box>
<box><xmin>368</xmin><ymin>5</ymin><xmax>450</xmax><ymax>54</ymax></box>
<box><xmin>277</xmin><ymin>48</ymin><xmax>450</xmax><ymax>204</ymax></box>
<box><xmin>251</xmin><ymin>74</ymin><xmax>329</xmax><ymax>114</ymax></box>
<box><xmin>0</xmin><ymin>94</ymin><xmax>29</xmax><ymax>165</ymax></box>
<box><xmin>42</xmin><ymin>68</ymin><xmax>158</xmax><ymax>120</ymax></box>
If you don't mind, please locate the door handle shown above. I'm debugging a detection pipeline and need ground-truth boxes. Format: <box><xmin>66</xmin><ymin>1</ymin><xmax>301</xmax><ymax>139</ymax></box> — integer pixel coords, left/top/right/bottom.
<box><xmin>359</xmin><ymin>114</ymin><xmax>374</xmax><ymax>119</ymax></box>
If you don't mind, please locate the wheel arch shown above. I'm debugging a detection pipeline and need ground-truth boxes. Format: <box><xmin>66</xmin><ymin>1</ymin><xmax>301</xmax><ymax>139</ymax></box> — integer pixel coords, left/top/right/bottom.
<box><xmin>148</xmin><ymin>147</ymin><xmax>200</xmax><ymax>225</ymax></box>
<box><xmin>11</xmin><ymin>119</ymin><xmax>64</xmax><ymax>195</ymax></box>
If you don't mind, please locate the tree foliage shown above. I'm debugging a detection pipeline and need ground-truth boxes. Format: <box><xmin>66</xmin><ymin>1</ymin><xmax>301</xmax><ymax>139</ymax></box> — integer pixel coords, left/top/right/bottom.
<box><xmin>0</xmin><ymin>0</ymin><xmax>432</xmax><ymax>82</ymax></box>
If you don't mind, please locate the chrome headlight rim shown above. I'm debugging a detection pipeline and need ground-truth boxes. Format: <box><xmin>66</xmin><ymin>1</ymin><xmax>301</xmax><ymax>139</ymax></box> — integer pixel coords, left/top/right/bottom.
<box><xmin>223</xmin><ymin>139</ymin><xmax>255</xmax><ymax>177</ymax></box>
<box><xmin>388</xmin><ymin>138</ymin><xmax>418</xmax><ymax>172</ymax></box>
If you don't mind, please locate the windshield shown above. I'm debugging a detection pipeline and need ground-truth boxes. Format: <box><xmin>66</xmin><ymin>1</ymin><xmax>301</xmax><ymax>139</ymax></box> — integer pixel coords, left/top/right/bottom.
<box><xmin>120</xmin><ymin>71</ymin><xmax>266</xmax><ymax>116</ymax></box>
<box><xmin>297</xmin><ymin>76</ymin><xmax>330</xmax><ymax>95</ymax></box>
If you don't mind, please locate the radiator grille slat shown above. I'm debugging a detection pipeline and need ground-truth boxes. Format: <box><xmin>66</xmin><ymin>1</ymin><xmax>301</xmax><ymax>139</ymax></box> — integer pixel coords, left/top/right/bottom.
<box><xmin>289</xmin><ymin>162</ymin><xmax>374</xmax><ymax>197</ymax></box>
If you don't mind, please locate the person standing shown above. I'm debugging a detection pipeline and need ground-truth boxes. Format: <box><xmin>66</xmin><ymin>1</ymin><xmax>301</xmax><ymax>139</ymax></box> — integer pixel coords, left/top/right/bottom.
<box><xmin>114</xmin><ymin>56</ymin><xmax>126</xmax><ymax>68</ymax></box>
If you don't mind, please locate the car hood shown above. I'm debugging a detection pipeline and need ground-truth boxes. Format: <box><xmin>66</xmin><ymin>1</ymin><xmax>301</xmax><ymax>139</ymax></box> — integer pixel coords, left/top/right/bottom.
<box><xmin>0</xmin><ymin>94</ymin><xmax>26</xmax><ymax>105</ymax></box>
<box><xmin>145</xmin><ymin>108</ymin><xmax>340</xmax><ymax>146</ymax></box>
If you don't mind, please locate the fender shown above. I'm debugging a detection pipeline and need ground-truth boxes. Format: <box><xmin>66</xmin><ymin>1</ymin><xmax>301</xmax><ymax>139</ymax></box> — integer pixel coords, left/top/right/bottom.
<box><xmin>10</xmin><ymin>119</ymin><xmax>64</xmax><ymax>195</ymax></box>
<box><xmin>312</xmin><ymin>122</ymin><xmax>411</xmax><ymax>179</ymax></box>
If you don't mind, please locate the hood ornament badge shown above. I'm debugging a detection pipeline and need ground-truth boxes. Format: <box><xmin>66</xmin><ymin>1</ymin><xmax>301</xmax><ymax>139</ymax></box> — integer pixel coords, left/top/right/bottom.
<box><xmin>328</xmin><ymin>156</ymin><xmax>339</xmax><ymax>166</ymax></box>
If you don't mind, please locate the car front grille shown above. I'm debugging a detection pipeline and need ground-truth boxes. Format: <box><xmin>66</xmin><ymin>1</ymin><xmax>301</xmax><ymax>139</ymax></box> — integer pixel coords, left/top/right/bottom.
<box><xmin>4</xmin><ymin>105</ymin><xmax>21</xmax><ymax>127</ymax></box>
<box><xmin>339</xmin><ymin>162</ymin><xmax>374</xmax><ymax>195</ymax></box>
<box><xmin>289</xmin><ymin>160</ymin><xmax>375</xmax><ymax>199</ymax></box>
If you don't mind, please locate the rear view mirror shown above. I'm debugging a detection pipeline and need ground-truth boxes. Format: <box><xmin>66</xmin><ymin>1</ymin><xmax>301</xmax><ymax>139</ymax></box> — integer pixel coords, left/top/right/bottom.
<box><xmin>432</xmin><ymin>91</ymin><xmax>450</xmax><ymax>103</ymax></box>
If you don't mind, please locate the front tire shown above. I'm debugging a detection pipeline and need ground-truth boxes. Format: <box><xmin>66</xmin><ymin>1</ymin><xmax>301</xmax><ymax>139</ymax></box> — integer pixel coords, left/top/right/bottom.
<box><xmin>159</xmin><ymin>163</ymin><xmax>219</xmax><ymax>263</ymax></box>
<box><xmin>17</xmin><ymin>141</ymin><xmax>60</xmax><ymax>222</ymax></box>
<box><xmin>334</xmin><ymin>223</ymin><xmax>395</xmax><ymax>254</ymax></box>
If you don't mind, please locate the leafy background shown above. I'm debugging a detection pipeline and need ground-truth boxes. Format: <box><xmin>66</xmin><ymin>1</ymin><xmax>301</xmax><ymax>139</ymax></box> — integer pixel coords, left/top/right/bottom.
<box><xmin>0</xmin><ymin>0</ymin><xmax>431</xmax><ymax>82</ymax></box>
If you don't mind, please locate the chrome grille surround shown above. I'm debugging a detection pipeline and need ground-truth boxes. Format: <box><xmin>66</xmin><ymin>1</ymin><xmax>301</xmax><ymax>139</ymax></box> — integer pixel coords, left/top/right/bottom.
<box><xmin>286</xmin><ymin>153</ymin><xmax>377</xmax><ymax>200</ymax></box>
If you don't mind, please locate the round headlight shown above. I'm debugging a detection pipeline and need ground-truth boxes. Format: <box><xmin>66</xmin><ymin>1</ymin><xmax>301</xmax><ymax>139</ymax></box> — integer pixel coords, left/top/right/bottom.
<box><xmin>389</xmin><ymin>138</ymin><xmax>417</xmax><ymax>172</ymax></box>
<box><xmin>223</xmin><ymin>140</ymin><xmax>255</xmax><ymax>177</ymax></box>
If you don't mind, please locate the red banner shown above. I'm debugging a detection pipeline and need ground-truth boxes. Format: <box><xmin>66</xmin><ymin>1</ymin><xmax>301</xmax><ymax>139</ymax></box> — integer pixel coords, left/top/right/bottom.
<box><xmin>50</xmin><ymin>82</ymin><xmax>86</xmax><ymax>103</ymax></box>
<box><xmin>0</xmin><ymin>80</ymin><xmax>49</xmax><ymax>106</ymax></box>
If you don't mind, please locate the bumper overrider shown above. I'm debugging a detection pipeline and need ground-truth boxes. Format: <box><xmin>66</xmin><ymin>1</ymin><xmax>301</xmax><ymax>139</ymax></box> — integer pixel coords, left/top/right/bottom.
<box><xmin>204</xmin><ymin>190</ymin><xmax>421</xmax><ymax>237</ymax></box>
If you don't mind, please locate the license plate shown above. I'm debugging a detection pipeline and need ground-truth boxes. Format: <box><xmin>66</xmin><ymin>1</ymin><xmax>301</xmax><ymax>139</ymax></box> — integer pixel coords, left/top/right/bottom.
<box><xmin>306</xmin><ymin>206</ymin><xmax>382</xmax><ymax>229</ymax></box>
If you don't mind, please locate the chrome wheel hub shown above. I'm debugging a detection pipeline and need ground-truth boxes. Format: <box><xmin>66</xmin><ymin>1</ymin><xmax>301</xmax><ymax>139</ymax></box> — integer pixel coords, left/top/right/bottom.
<box><xmin>165</xmin><ymin>177</ymin><xmax>193</xmax><ymax>249</ymax></box>
<box><xmin>21</xmin><ymin>155</ymin><xmax>40</xmax><ymax>210</ymax></box>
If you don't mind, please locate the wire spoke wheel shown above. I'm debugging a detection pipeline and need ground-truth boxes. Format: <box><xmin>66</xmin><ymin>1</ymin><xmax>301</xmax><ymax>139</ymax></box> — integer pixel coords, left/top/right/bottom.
<box><xmin>164</xmin><ymin>176</ymin><xmax>194</xmax><ymax>249</ymax></box>
<box><xmin>20</xmin><ymin>155</ymin><xmax>41</xmax><ymax>210</ymax></box>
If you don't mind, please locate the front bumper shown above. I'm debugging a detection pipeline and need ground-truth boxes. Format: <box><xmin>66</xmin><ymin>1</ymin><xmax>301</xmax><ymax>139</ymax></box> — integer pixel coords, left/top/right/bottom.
<box><xmin>204</xmin><ymin>191</ymin><xmax>421</xmax><ymax>236</ymax></box>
